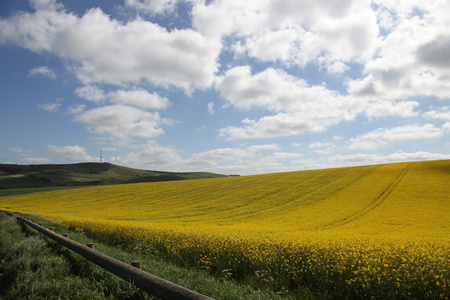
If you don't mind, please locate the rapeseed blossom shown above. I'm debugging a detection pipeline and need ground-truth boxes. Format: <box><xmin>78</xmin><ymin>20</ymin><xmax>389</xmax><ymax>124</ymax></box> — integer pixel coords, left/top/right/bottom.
<box><xmin>1</xmin><ymin>160</ymin><xmax>449</xmax><ymax>298</ymax></box>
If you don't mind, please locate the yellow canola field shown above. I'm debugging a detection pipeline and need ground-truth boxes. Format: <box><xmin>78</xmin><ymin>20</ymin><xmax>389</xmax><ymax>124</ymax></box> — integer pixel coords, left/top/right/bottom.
<box><xmin>1</xmin><ymin>160</ymin><xmax>449</xmax><ymax>298</ymax></box>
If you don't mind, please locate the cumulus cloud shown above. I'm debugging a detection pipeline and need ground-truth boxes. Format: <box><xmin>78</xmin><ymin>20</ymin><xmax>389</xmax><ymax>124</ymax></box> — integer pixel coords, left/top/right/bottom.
<box><xmin>347</xmin><ymin>1</ymin><xmax>450</xmax><ymax>100</ymax></box>
<box><xmin>443</xmin><ymin>122</ymin><xmax>450</xmax><ymax>133</ymax></box>
<box><xmin>308</xmin><ymin>142</ymin><xmax>331</xmax><ymax>149</ymax></box>
<box><xmin>328</xmin><ymin>151</ymin><xmax>450</xmax><ymax>167</ymax></box>
<box><xmin>110</xmin><ymin>140</ymin><xmax>182</xmax><ymax>168</ymax></box>
<box><xmin>192</xmin><ymin>0</ymin><xmax>379</xmax><ymax>66</ymax></box>
<box><xmin>365</xmin><ymin>100</ymin><xmax>419</xmax><ymax>119</ymax></box>
<box><xmin>423</xmin><ymin>106</ymin><xmax>450</xmax><ymax>120</ymax></box>
<box><xmin>417</xmin><ymin>35</ymin><xmax>450</xmax><ymax>69</ymax></box>
<box><xmin>74</xmin><ymin>85</ymin><xmax>105</xmax><ymax>103</ymax></box>
<box><xmin>66</xmin><ymin>104</ymin><xmax>86</xmax><ymax>114</ymax></box>
<box><xmin>0</xmin><ymin>3</ymin><xmax>219</xmax><ymax>91</ymax></box>
<box><xmin>28</xmin><ymin>66</ymin><xmax>57</xmax><ymax>78</ymax></box>
<box><xmin>348</xmin><ymin>124</ymin><xmax>443</xmax><ymax>150</ymax></box>
<box><xmin>38</xmin><ymin>102</ymin><xmax>62</xmax><ymax>112</ymax></box>
<box><xmin>75</xmin><ymin>105</ymin><xmax>167</xmax><ymax>142</ymax></box>
<box><xmin>326</xmin><ymin>61</ymin><xmax>350</xmax><ymax>74</ymax></box>
<box><xmin>181</xmin><ymin>143</ymin><xmax>308</xmax><ymax>174</ymax></box>
<box><xmin>216</xmin><ymin>66</ymin><xmax>362</xmax><ymax>139</ymax></box>
<box><xmin>108</xmin><ymin>142</ymin><xmax>295</xmax><ymax>174</ymax></box>
<box><xmin>73</xmin><ymin>86</ymin><xmax>171</xmax><ymax>144</ymax></box>
<box><xmin>2</xmin><ymin>147</ymin><xmax>50</xmax><ymax>164</ymax></box>
<box><xmin>272</xmin><ymin>152</ymin><xmax>303</xmax><ymax>159</ymax></box>
<box><xmin>187</xmin><ymin>144</ymin><xmax>280</xmax><ymax>166</ymax></box>
<box><xmin>75</xmin><ymin>86</ymin><xmax>170</xmax><ymax>110</ymax></box>
<box><xmin>4</xmin><ymin>147</ymin><xmax>34</xmax><ymax>155</ymax></box>
<box><xmin>22</xmin><ymin>157</ymin><xmax>52</xmax><ymax>164</ymax></box>
<box><xmin>47</xmin><ymin>145</ymin><xmax>95</xmax><ymax>162</ymax></box>
<box><xmin>207</xmin><ymin>102</ymin><xmax>214</xmax><ymax>115</ymax></box>
<box><xmin>124</xmin><ymin>0</ymin><xmax>178</xmax><ymax>15</ymax></box>
<box><xmin>109</xmin><ymin>89</ymin><xmax>170</xmax><ymax>110</ymax></box>
<box><xmin>188</xmin><ymin>148</ymin><xmax>254</xmax><ymax>166</ymax></box>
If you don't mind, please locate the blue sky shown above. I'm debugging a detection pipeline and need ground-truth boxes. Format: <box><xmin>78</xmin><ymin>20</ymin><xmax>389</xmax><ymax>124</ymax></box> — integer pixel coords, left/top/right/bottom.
<box><xmin>1</xmin><ymin>0</ymin><xmax>449</xmax><ymax>175</ymax></box>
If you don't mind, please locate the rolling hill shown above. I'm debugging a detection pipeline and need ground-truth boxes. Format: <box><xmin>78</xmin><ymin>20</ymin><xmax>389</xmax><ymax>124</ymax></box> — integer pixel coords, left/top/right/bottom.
<box><xmin>1</xmin><ymin>159</ymin><xmax>448</xmax><ymax>238</ymax></box>
<box><xmin>0</xmin><ymin>162</ymin><xmax>228</xmax><ymax>196</ymax></box>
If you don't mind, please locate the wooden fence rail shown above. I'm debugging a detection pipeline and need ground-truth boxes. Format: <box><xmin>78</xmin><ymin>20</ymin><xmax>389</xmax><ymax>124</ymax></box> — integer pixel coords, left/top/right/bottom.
<box><xmin>2</xmin><ymin>210</ymin><xmax>213</xmax><ymax>300</ymax></box>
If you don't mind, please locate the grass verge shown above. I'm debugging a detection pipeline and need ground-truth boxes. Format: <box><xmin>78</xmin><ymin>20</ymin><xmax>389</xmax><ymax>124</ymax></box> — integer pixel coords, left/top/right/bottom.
<box><xmin>0</xmin><ymin>212</ymin><xmax>150</xmax><ymax>299</ymax></box>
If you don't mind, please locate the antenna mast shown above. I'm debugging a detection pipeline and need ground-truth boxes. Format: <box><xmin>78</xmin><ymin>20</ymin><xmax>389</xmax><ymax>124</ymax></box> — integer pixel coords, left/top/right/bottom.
<box><xmin>100</xmin><ymin>150</ymin><xmax>103</xmax><ymax>163</ymax></box>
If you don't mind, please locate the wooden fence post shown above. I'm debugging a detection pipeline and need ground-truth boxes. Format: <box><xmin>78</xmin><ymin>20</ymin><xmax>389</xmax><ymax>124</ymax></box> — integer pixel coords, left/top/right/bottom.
<box><xmin>132</xmin><ymin>260</ymin><xmax>142</xmax><ymax>269</ymax></box>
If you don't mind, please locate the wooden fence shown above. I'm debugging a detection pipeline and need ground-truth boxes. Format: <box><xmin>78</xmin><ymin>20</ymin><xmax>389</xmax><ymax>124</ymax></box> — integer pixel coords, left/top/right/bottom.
<box><xmin>2</xmin><ymin>210</ymin><xmax>213</xmax><ymax>300</ymax></box>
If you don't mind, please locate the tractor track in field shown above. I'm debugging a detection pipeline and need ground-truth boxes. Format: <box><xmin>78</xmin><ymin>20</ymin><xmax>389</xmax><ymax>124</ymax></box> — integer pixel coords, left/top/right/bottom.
<box><xmin>316</xmin><ymin>163</ymin><xmax>413</xmax><ymax>230</ymax></box>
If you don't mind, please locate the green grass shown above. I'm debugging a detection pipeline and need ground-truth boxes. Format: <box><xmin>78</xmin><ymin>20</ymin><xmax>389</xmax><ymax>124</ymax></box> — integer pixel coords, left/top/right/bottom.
<box><xmin>0</xmin><ymin>212</ymin><xmax>151</xmax><ymax>299</ymax></box>
<box><xmin>0</xmin><ymin>212</ymin><xmax>320</xmax><ymax>300</ymax></box>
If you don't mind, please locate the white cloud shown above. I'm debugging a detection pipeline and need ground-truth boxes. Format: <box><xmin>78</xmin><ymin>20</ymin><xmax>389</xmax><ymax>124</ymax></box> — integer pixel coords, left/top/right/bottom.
<box><xmin>2</xmin><ymin>147</ymin><xmax>50</xmax><ymax>164</ymax></box>
<box><xmin>62</xmin><ymin>9</ymin><xmax>218</xmax><ymax>90</ymax></box>
<box><xmin>365</xmin><ymin>100</ymin><xmax>419</xmax><ymax>119</ymax></box>
<box><xmin>66</xmin><ymin>104</ymin><xmax>86</xmax><ymax>114</ymax></box>
<box><xmin>182</xmin><ymin>144</ymin><xmax>308</xmax><ymax>174</ymax></box>
<box><xmin>245</xmin><ymin>28</ymin><xmax>299</xmax><ymax>62</ymax></box>
<box><xmin>348</xmin><ymin>124</ymin><xmax>443</xmax><ymax>149</ymax></box>
<box><xmin>108</xmin><ymin>143</ymin><xmax>288</xmax><ymax>174</ymax></box>
<box><xmin>75</xmin><ymin>105</ymin><xmax>167</xmax><ymax>142</ymax></box>
<box><xmin>247</xmin><ymin>144</ymin><xmax>280</xmax><ymax>152</ymax></box>
<box><xmin>0</xmin><ymin>4</ymin><xmax>220</xmax><ymax>91</ymax></box>
<box><xmin>216</xmin><ymin>66</ymin><xmax>362</xmax><ymax>139</ymax></box>
<box><xmin>443</xmin><ymin>122</ymin><xmax>450</xmax><ymax>133</ymax></box>
<box><xmin>38</xmin><ymin>102</ymin><xmax>62</xmax><ymax>112</ymax></box>
<box><xmin>291</xmin><ymin>143</ymin><xmax>303</xmax><ymax>148</ymax></box>
<box><xmin>29</xmin><ymin>0</ymin><xmax>62</xmax><ymax>10</ymax></box>
<box><xmin>219</xmin><ymin>113</ymin><xmax>323</xmax><ymax>140</ymax></box>
<box><xmin>75</xmin><ymin>86</ymin><xmax>170</xmax><ymax>109</ymax></box>
<box><xmin>109</xmin><ymin>89</ymin><xmax>170</xmax><ymax>110</ymax></box>
<box><xmin>75</xmin><ymin>85</ymin><xmax>105</xmax><ymax>103</ymax></box>
<box><xmin>187</xmin><ymin>144</ymin><xmax>280</xmax><ymax>167</ymax></box>
<box><xmin>124</xmin><ymin>0</ymin><xmax>178</xmax><ymax>15</ymax></box>
<box><xmin>347</xmin><ymin>1</ymin><xmax>450</xmax><ymax>100</ymax></box>
<box><xmin>308</xmin><ymin>142</ymin><xmax>330</xmax><ymax>149</ymax></box>
<box><xmin>192</xmin><ymin>0</ymin><xmax>266</xmax><ymax>39</ymax></box>
<box><xmin>326</xmin><ymin>61</ymin><xmax>350</xmax><ymax>74</ymax></box>
<box><xmin>423</xmin><ymin>106</ymin><xmax>450</xmax><ymax>120</ymax></box>
<box><xmin>207</xmin><ymin>102</ymin><xmax>215</xmax><ymax>115</ymax></box>
<box><xmin>22</xmin><ymin>157</ymin><xmax>52</xmax><ymax>164</ymax></box>
<box><xmin>4</xmin><ymin>147</ymin><xmax>34</xmax><ymax>155</ymax></box>
<box><xmin>193</xmin><ymin>0</ymin><xmax>379</xmax><ymax>66</ymax></box>
<box><xmin>28</xmin><ymin>66</ymin><xmax>57</xmax><ymax>78</ymax></box>
<box><xmin>110</xmin><ymin>140</ymin><xmax>182</xmax><ymax>168</ymax></box>
<box><xmin>47</xmin><ymin>145</ymin><xmax>95</xmax><ymax>162</ymax></box>
<box><xmin>328</xmin><ymin>151</ymin><xmax>450</xmax><ymax>167</ymax></box>
<box><xmin>188</xmin><ymin>147</ymin><xmax>254</xmax><ymax>166</ymax></box>
<box><xmin>272</xmin><ymin>152</ymin><xmax>303</xmax><ymax>159</ymax></box>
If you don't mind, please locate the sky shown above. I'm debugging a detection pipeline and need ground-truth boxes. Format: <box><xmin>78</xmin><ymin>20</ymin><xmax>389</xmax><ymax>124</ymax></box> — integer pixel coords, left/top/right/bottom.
<box><xmin>0</xmin><ymin>0</ymin><xmax>449</xmax><ymax>175</ymax></box>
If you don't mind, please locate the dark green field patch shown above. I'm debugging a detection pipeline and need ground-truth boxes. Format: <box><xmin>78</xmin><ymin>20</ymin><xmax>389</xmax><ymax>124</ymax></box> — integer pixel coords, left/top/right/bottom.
<box><xmin>0</xmin><ymin>162</ymin><xmax>228</xmax><ymax>196</ymax></box>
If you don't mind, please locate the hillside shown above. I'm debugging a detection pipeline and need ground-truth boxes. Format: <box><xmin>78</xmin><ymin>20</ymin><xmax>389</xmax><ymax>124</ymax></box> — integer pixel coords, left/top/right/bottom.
<box><xmin>1</xmin><ymin>159</ymin><xmax>448</xmax><ymax>238</ymax></box>
<box><xmin>0</xmin><ymin>162</ymin><xmax>228</xmax><ymax>195</ymax></box>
